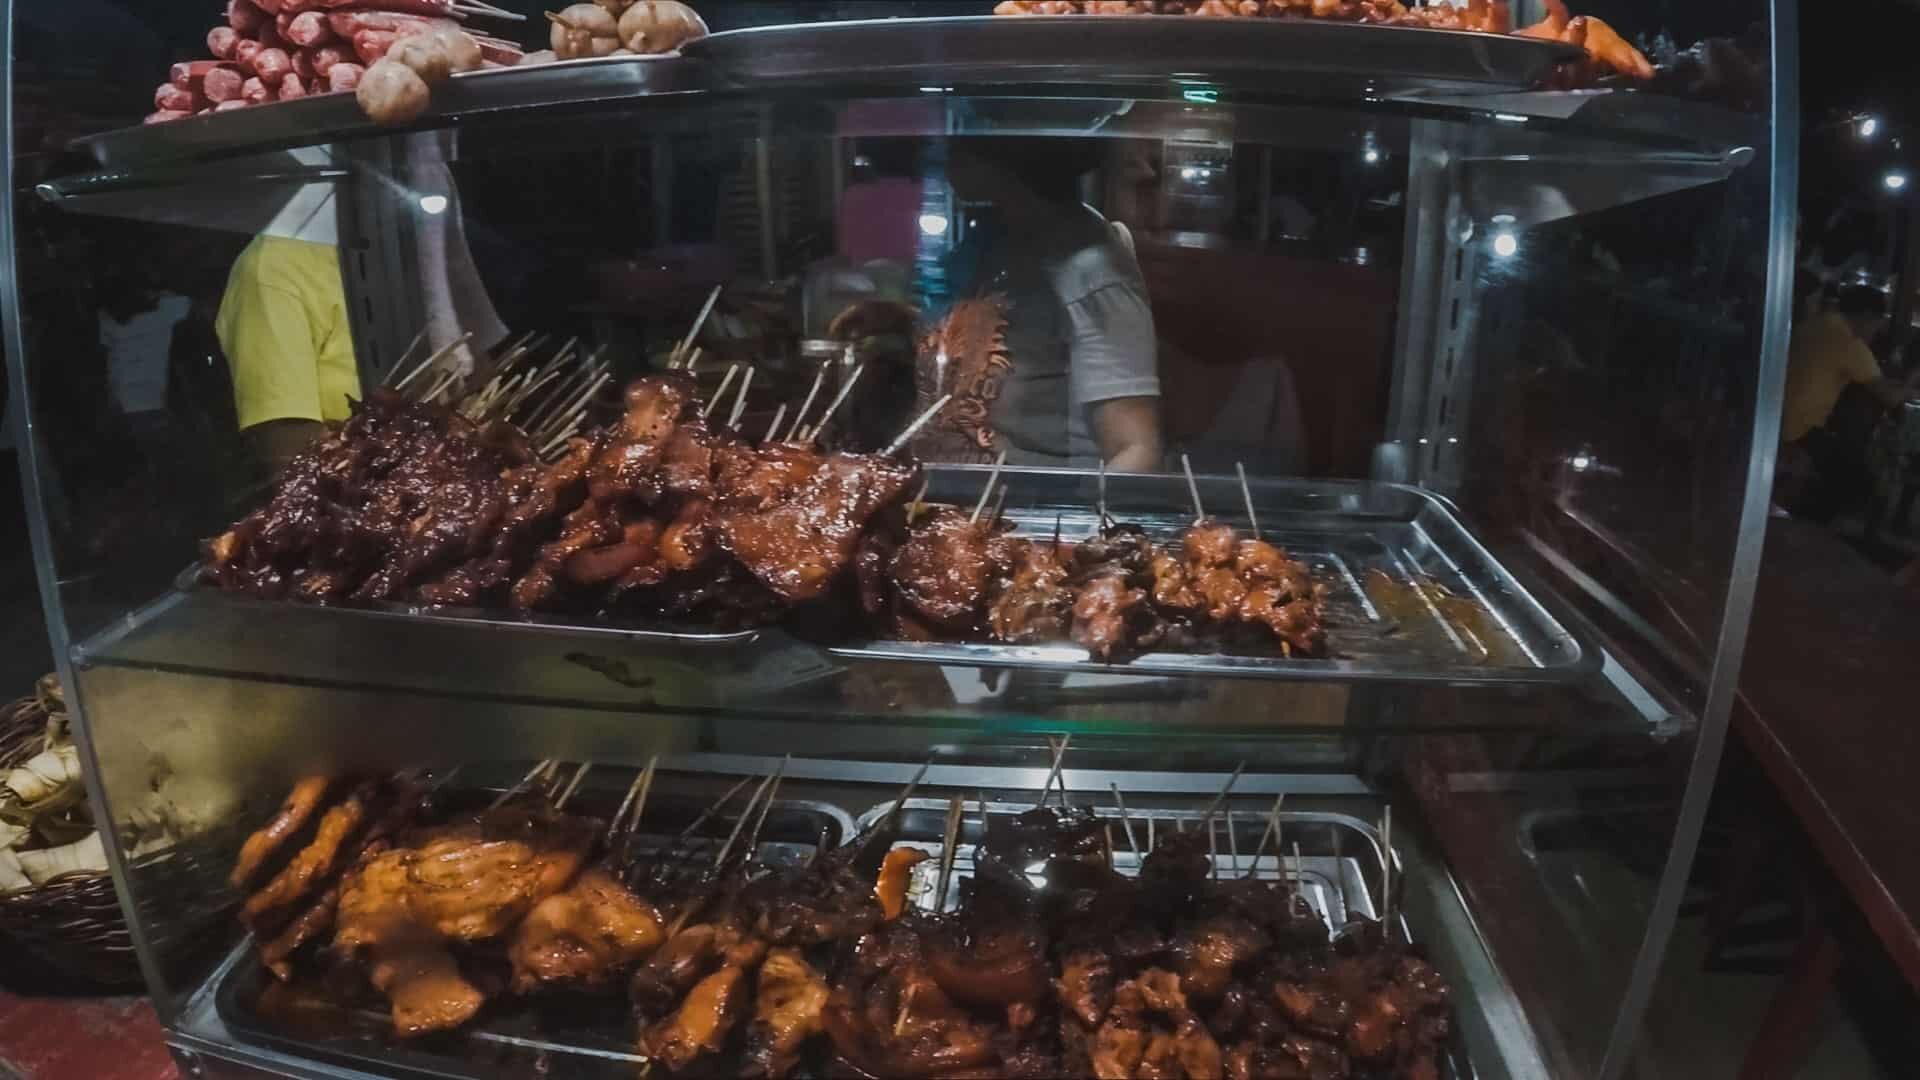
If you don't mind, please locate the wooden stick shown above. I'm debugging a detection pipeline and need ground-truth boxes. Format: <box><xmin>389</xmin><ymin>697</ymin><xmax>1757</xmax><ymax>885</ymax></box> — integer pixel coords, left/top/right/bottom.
<box><xmin>1181</xmin><ymin>452</ymin><xmax>1206</xmax><ymax>526</ymax></box>
<box><xmin>1110</xmin><ymin>783</ymin><xmax>1140</xmax><ymax>860</ymax></box>
<box><xmin>1245</xmin><ymin>792</ymin><xmax>1285</xmax><ymax>879</ymax></box>
<box><xmin>555</xmin><ymin>763</ymin><xmax>592</xmax><ymax>810</ymax></box>
<box><xmin>1039</xmin><ymin>734</ymin><xmax>1072</xmax><ymax>807</ymax></box>
<box><xmin>970</xmin><ymin>450</ymin><xmax>1009</xmax><ymax>526</ymax></box>
<box><xmin>727</xmin><ymin>367</ymin><xmax>756</xmax><ymax>429</ymax></box>
<box><xmin>1097</xmin><ymin>459</ymin><xmax>1108</xmax><ymax>530</ymax></box>
<box><xmin>613</xmin><ymin>757</ymin><xmax>658</xmax><ymax>840</ymax></box>
<box><xmin>883</xmin><ymin>394</ymin><xmax>954</xmax><ymax>457</ymax></box>
<box><xmin>488</xmin><ymin>760</ymin><xmax>555</xmax><ymax>810</ymax></box>
<box><xmin>906</xmin><ymin>478</ymin><xmax>931</xmax><ymax>526</ymax></box>
<box><xmin>1226</xmin><ymin>808</ymin><xmax>1239</xmax><ymax>877</ymax></box>
<box><xmin>934</xmin><ymin>795</ymin><xmax>964</xmax><ymax>912</ymax></box>
<box><xmin>1380</xmin><ymin>805</ymin><xmax>1393</xmax><ymax>936</ymax></box>
<box><xmin>676</xmin><ymin>776</ymin><xmax>756</xmax><ymax>843</ymax></box>
<box><xmin>1237</xmin><ymin>462</ymin><xmax>1261</xmax><ymax>539</ymax></box>
<box><xmin>675</xmin><ymin>285</ymin><xmax>723</xmax><ymax>365</ymax></box>
<box><xmin>807</xmin><ymin>364</ymin><xmax>866</xmax><ymax>445</ymax></box>
<box><xmin>886</xmin><ymin>760</ymin><xmax>935</xmax><ymax>828</ymax></box>
<box><xmin>741</xmin><ymin>755</ymin><xmax>789</xmax><ymax>867</ymax></box>
<box><xmin>711</xmin><ymin>770</ymin><xmax>778</xmax><ymax>872</ymax></box>
<box><xmin>1147</xmin><ymin>814</ymin><xmax>1155</xmax><ymax>854</ymax></box>
<box><xmin>1292</xmin><ymin>841</ymin><xmax>1305</xmax><ymax>896</ymax></box>
<box><xmin>762</xmin><ymin>403</ymin><xmax>788</xmax><ymax>445</ymax></box>
<box><xmin>785</xmin><ymin>363</ymin><xmax>829</xmax><ymax>441</ymax></box>
<box><xmin>704</xmin><ymin>364</ymin><xmax>742</xmax><ymax>418</ymax></box>
<box><xmin>986</xmin><ymin>486</ymin><xmax>1008</xmax><ymax>529</ymax></box>
<box><xmin>1197</xmin><ymin>762</ymin><xmax>1244</xmax><ymax>827</ymax></box>
<box><xmin>386</xmin><ymin>329</ymin><xmax>433</xmax><ymax>389</ymax></box>
<box><xmin>1208</xmin><ymin>809</ymin><xmax>1220</xmax><ymax>881</ymax></box>
<box><xmin>682</xmin><ymin>347</ymin><xmax>703</xmax><ymax>375</ymax></box>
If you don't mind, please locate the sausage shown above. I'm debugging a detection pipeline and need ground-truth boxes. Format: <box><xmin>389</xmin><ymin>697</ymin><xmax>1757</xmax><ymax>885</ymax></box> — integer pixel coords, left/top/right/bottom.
<box><xmin>146</xmin><ymin>109</ymin><xmax>193</xmax><ymax>125</ymax></box>
<box><xmin>327</xmin><ymin>62</ymin><xmax>365</xmax><ymax>92</ymax></box>
<box><xmin>204</xmin><ymin>66</ymin><xmax>248</xmax><ymax>103</ymax></box>
<box><xmin>309</xmin><ymin>45</ymin><xmax>349</xmax><ymax>75</ymax></box>
<box><xmin>170</xmin><ymin>60</ymin><xmax>229</xmax><ymax>90</ymax></box>
<box><xmin>242</xmin><ymin>76</ymin><xmax>276</xmax><ymax>105</ymax></box>
<box><xmin>154</xmin><ymin>83</ymin><xmax>203</xmax><ymax>112</ymax></box>
<box><xmin>280</xmin><ymin>10</ymin><xmax>333</xmax><ymax>46</ymax></box>
<box><xmin>279</xmin><ymin>72</ymin><xmax>310</xmax><ymax>100</ymax></box>
<box><xmin>227</xmin><ymin>0</ymin><xmax>266</xmax><ymax>34</ymax></box>
<box><xmin>253</xmin><ymin>47</ymin><xmax>293</xmax><ymax>83</ymax></box>
<box><xmin>234</xmin><ymin>38</ymin><xmax>263</xmax><ymax>73</ymax></box>
<box><xmin>351</xmin><ymin>28</ymin><xmax>398</xmax><ymax>64</ymax></box>
<box><xmin>208</xmin><ymin>26</ymin><xmax>241</xmax><ymax>59</ymax></box>
<box><xmin>327</xmin><ymin>10</ymin><xmax>453</xmax><ymax>37</ymax></box>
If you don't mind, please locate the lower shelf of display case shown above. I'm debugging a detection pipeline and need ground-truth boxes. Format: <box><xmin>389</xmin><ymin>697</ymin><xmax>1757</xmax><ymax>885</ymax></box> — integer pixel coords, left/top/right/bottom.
<box><xmin>159</xmin><ymin>789</ymin><xmax>1548</xmax><ymax>1080</ymax></box>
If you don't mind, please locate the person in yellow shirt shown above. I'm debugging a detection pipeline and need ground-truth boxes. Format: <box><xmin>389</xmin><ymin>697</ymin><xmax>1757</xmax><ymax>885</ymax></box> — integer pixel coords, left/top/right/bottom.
<box><xmin>1778</xmin><ymin>285</ymin><xmax>1919</xmax><ymax>521</ymax></box>
<box><xmin>215</xmin><ymin>234</ymin><xmax>361</xmax><ymax>470</ymax></box>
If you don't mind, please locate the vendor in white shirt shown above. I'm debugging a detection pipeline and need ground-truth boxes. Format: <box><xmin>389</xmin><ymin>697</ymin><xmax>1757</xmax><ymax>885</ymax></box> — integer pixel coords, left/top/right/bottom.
<box><xmin>944</xmin><ymin>137</ymin><xmax>1165</xmax><ymax>471</ymax></box>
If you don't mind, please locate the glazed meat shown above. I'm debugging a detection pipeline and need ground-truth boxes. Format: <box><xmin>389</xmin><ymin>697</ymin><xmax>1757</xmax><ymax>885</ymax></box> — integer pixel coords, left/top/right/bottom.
<box><xmin>232</xmin><ymin>776</ymin><xmax>337</xmax><ymax>888</ymax></box>
<box><xmin>587</xmin><ymin>375</ymin><xmax>694</xmax><ymax>502</ymax></box>
<box><xmin>986</xmin><ymin>536</ymin><xmax>1075</xmax><ymax>644</ymax></box>
<box><xmin>334</xmin><ymin>847</ymin><xmax>488</xmax><ymax>1038</ymax></box>
<box><xmin>743</xmin><ymin>947</ymin><xmax>830</xmax><ymax>1078</ymax></box>
<box><xmin>888</xmin><ymin>507</ymin><xmax>1000</xmax><ymax>636</ymax></box>
<box><xmin>718</xmin><ymin>453</ymin><xmax>919</xmax><ymax>603</ymax></box>
<box><xmin>508</xmin><ymin>867</ymin><xmax>665</xmax><ymax>993</ymax></box>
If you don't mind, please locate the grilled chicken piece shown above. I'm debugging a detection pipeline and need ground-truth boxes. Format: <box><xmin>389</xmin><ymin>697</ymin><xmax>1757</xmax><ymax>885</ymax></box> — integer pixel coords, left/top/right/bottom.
<box><xmin>718</xmin><ymin>453</ymin><xmax>918</xmax><ymax>603</ymax></box>
<box><xmin>508</xmin><ymin>868</ymin><xmax>665</xmax><ymax>993</ymax></box>
<box><xmin>232</xmin><ymin>777</ymin><xmax>337</xmax><ymax>889</ymax></box>
<box><xmin>335</xmin><ymin>848</ymin><xmax>486</xmax><ymax>1038</ymax></box>
<box><xmin>888</xmin><ymin>507</ymin><xmax>1000</xmax><ymax>636</ymax></box>
<box><xmin>986</xmin><ymin>536</ymin><xmax>1075</xmax><ymax>644</ymax></box>
<box><xmin>640</xmin><ymin>961</ymin><xmax>755</xmax><ymax>1072</ymax></box>
<box><xmin>743</xmin><ymin>947</ymin><xmax>830</xmax><ymax>1078</ymax></box>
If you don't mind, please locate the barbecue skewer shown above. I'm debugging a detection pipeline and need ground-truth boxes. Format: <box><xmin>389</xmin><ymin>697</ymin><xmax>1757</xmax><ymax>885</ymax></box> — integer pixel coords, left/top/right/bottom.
<box><xmin>1226</xmin><ymin>808</ymin><xmax>1240</xmax><ymax>877</ymax></box>
<box><xmin>1292</xmin><ymin>841</ymin><xmax>1305</xmax><ymax>897</ymax></box>
<box><xmin>385</xmin><ymin>330</ymin><xmax>433</xmax><ymax>390</ymax></box>
<box><xmin>488</xmin><ymin>760</ymin><xmax>556</xmax><ymax>810</ymax></box>
<box><xmin>1197</xmin><ymin>762</ymin><xmax>1245</xmax><ymax>828</ymax></box>
<box><xmin>785</xmin><ymin>363</ymin><xmax>830</xmax><ymax>441</ymax></box>
<box><xmin>726</xmin><ymin>367</ymin><xmax>756</xmax><ymax>429</ymax></box>
<box><xmin>1207</xmin><ymin>811</ymin><xmax>1220</xmax><ymax>881</ymax></box>
<box><xmin>1380</xmin><ymin>805</ymin><xmax>1394</xmax><ymax>939</ymax></box>
<box><xmin>933</xmin><ymin>794</ymin><xmax>965</xmax><ymax>912</ymax></box>
<box><xmin>1039</xmin><ymin>734</ymin><xmax>1072</xmax><ymax>807</ymax></box>
<box><xmin>762</xmin><ymin>403</ymin><xmax>788</xmax><ymax>445</ymax></box>
<box><xmin>1245</xmin><ymin>792</ymin><xmax>1285</xmax><ymax>879</ymax></box>
<box><xmin>806</xmin><ymin>364</ymin><xmax>866</xmax><ymax>445</ymax></box>
<box><xmin>885</xmin><ymin>760</ymin><xmax>934</xmax><ymax>828</ymax></box>
<box><xmin>970</xmin><ymin>450</ymin><xmax>1009</xmax><ymax>526</ymax></box>
<box><xmin>554</xmin><ymin>763</ymin><xmax>592</xmax><ymax>810</ymax></box>
<box><xmin>1097</xmin><ymin>459</ymin><xmax>1109</xmax><ymax>530</ymax></box>
<box><xmin>674</xmin><ymin>285</ymin><xmax>723</xmax><ymax>366</ymax></box>
<box><xmin>1237</xmin><ymin>462</ymin><xmax>1262</xmax><ymax>539</ymax></box>
<box><xmin>704</xmin><ymin>364</ymin><xmax>742</xmax><ymax>418</ymax></box>
<box><xmin>1181</xmin><ymin>452</ymin><xmax>1206</xmax><ymax>526</ymax></box>
<box><xmin>613</xmin><ymin>757</ymin><xmax>659</xmax><ymax>850</ymax></box>
<box><xmin>1111</xmin><ymin>783</ymin><xmax>1141</xmax><ymax>860</ymax></box>
<box><xmin>884</xmin><ymin>394</ymin><xmax>955</xmax><ymax>457</ymax></box>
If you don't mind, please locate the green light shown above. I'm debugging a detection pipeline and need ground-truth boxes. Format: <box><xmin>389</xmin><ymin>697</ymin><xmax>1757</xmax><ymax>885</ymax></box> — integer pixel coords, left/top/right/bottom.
<box><xmin>1182</xmin><ymin>87</ymin><xmax>1219</xmax><ymax>104</ymax></box>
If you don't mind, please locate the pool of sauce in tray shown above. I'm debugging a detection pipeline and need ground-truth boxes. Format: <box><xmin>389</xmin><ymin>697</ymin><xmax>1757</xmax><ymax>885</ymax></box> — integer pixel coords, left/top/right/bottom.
<box><xmin>1360</xmin><ymin>569</ymin><xmax>1523</xmax><ymax>666</ymax></box>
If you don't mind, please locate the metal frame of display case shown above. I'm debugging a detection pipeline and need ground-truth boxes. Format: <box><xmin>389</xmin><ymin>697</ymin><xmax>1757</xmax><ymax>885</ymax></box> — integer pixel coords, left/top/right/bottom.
<box><xmin>1</xmin><ymin>4</ymin><xmax>1795</xmax><ymax>1079</ymax></box>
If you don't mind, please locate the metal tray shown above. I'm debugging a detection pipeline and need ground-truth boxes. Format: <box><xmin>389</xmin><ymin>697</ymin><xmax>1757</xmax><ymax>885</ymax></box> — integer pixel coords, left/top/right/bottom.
<box><xmin>831</xmin><ymin>465</ymin><xmax>1600</xmax><ymax>686</ymax></box>
<box><xmin>170</xmin><ymin>563</ymin><xmax>764</xmax><ymax>648</ymax></box>
<box><xmin>211</xmin><ymin>784</ymin><xmax>851</xmax><ymax>1080</ymax></box>
<box><xmin>68</xmin><ymin>54</ymin><xmax>707</xmax><ymax>173</ymax></box>
<box><xmin>688</xmin><ymin>15</ymin><xmax>1581</xmax><ymax>95</ymax></box>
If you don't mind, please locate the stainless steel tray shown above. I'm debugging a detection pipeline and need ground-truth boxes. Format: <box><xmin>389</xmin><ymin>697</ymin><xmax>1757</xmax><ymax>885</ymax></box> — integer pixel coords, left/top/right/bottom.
<box><xmin>170</xmin><ymin>563</ymin><xmax>764</xmax><ymax>648</ymax></box>
<box><xmin>832</xmin><ymin>465</ymin><xmax>1599</xmax><ymax>686</ymax></box>
<box><xmin>210</xmin><ymin>783</ymin><xmax>851</xmax><ymax>1080</ymax></box>
<box><xmin>69</xmin><ymin>54</ymin><xmax>707</xmax><ymax>172</ymax></box>
<box><xmin>688</xmin><ymin>15</ymin><xmax>1581</xmax><ymax>94</ymax></box>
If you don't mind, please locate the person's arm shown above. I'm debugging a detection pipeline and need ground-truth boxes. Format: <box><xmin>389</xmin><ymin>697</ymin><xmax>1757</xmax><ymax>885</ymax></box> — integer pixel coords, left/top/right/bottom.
<box><xmin>1068</xmin><ymin>279</ymin><xmax>1164</xmax><ymax>470</ymax></box>
<box><xmin>1091</xmin><ymin>396</ymin><xmax>1163</xmax><ymax>471</ymax></box>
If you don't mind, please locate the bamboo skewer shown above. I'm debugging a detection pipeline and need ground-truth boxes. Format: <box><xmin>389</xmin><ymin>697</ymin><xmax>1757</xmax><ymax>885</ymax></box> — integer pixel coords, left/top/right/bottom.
<box><xmin>1237</xmin><ymin>462</ymin><xmax>1261</xmax><ymax>539</ymax></box>
<box><xmin>704</xmin><ymin>364</ymin><xmax>741</xmax><ymax>418</ymax></box>
<box><xmin>613</xmin><ymin>757</ymin><xmax>659</xmax><ymax>846</ymax></box>
<box><xmin>1111</xmin><ymin>784</ymin><xmax>1141</xmax><ymax>860</ymax></box>
<box><xmin>1245</xmin><ymin>792</ymin><xmax>1286</xmax><ymax>879</ymax></box>
<box><xmin>741</xmin><ymin>755</ymin><xmax>789</xmax><ymax>868</ymax></box>
<box><xmin>1380</xmin><ymin>805</ymin><xmax>1394</xmax><ymax>939</ymax></box>
<box><xmin>554</xmin><ymin>763</ymin><xmax>592</xmax><ymax>810</ymax></box>
<box><xmin>934</xmin><ymin>795</ymin><xmax>965</xmax><ymax>912</ymax></box>
<box><xmin>710</xmin><ymin>770</ymin><xmax>778</xmax><ymax>873</ymax></box>
<box><xmin>727</xmin><ymin>367</ymin><xmax>757</xmax><ymax>429</ymax></box>
<box><xmin>785</xmin><ymin>364</ymin><xmax>829</xmax><ymax>441</ymax></box>
<box><xmin>386</xmin><ymin>330</ymin><xmax>433</xmax><ymax>389</ymax></box>
<box><xmin>970</xmin><ymin>450</ymin><xmax>1009</xmax><ymax>526</ymax></box>
<box><xmin>886</xmin><ymin>760</ymin><xmax>935</xmax><ymax>828</ymax></box>
<box><xmin>1181</xmin><ymin>453</ymin><xmax>1206</xmax><ymax>526</ymax></box>
<box><xmin>674</xmin><ymin>286</ymin><xmax>723</xmax><ymax>366</ymax></box>
<box><xmin>762</xmin><ymin>403</ymin><xmax>788</xmax><ymax>445</ymax></box>
<box><xmin>1226</xmin><ymin>809</ymin><xmax>1240</xmax><ymax>877</ymax></box>
<box><xmin>884</xmin><ymin>394</ymin><xmax>954</xmax><ymax>457</ymax></box>
<box><xmin>906</xmin><ymin>478</ymin><xmax>931</xmax><ymax>526</ymax></box>
<box><xmin>1097</xmin><ymin>459</ymin><xmax>1109</xmax><ymax>531</ymax></box>
<box><xmin>1292</xmin><ymin>841</ymin><xmax>1304</xmax><ymax>896</ymax></box>
<box><xmin>1207</xmin><ymin>811</ymin><xmax>1220</xmax><ymax>881</ymax></box>
<box><xmin>1197</xmin><ymin>763</ymin><xmax>1245</xmax><ymax>828</ymax></box>
<box><xmin>489</xmin><ymin>760</ymin><xmax>556</xmax><ymax>810</ymax></box>
<box><xmin>806</xmin><ymin>365</ymin><xmax>866</xmax><ymax>446</ymax></box>
<box><xmin>1039</xmin><ymin>734</ymin><xmax>1072</xmax><ymax>807</ymax></box>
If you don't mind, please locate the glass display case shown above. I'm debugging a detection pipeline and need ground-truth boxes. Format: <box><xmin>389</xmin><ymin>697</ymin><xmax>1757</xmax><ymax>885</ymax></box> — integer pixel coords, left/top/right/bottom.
<box><xmin>3</xmin><ymin>2</ymin><xmax>1794</xmax><ymax>1077</ymax></box>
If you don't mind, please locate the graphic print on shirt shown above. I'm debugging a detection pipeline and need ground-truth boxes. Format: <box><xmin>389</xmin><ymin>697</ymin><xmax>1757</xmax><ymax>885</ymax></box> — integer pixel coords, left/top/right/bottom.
<box><xmin>912</xmin><ymin>294</ymin><xmax>1013</xmax><ymax>465</ymax></box>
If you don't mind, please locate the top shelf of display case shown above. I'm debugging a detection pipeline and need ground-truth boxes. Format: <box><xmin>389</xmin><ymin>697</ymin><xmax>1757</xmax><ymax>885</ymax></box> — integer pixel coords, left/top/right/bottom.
<box><xmin>57</xmin><ymin>16</ymin><xmax>1762</xmax><ymax>181</ymax></box>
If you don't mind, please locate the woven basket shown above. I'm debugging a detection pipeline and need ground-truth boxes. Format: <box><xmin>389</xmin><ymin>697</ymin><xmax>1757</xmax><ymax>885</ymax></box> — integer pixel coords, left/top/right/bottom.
<box><xmin>0</xmin><ymin>679</ymin><xmax>143</xmax><ymax>989</ymax></box>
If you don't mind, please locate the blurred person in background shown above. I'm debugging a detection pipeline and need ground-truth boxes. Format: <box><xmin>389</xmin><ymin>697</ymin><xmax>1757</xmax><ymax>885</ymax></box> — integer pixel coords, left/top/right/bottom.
<box><xmin>1778</xmin><ymin>284</ymin><xmax>1920</xmax><ymax>523</ymax></box>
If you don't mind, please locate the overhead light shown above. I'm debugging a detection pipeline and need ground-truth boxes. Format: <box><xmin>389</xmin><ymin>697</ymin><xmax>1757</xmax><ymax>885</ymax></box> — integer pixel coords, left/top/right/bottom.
<box><xmin>1570</xmin><ymin>453</ymin><xmax>1593</xmax><ymax>471</ymax></box>
<box><xmin>1491</xmin><ymin>231</ymin><xmax>1519</xmax><ymax>258</ymax></box>
<box><xmin>1363</xmin><ymin>148</ymin><xmax>1381</xmax><ymax>164</ymax></box>
<box><xmin>1887</xmin><ymin>171</ymin><xmax>1910</xmax><ymax>192</ymax></box>
<box><xmin>1858</xmin><ymin>115</ymin><xmax>1881</xmax><ymax>139</ymax></box>
<box><xmin>1180</xmin><ymin>166</ymin><xmax>1198</xmax><ymax>181</ymax></box>
<box><xmin>418</xmin><ymin>194</ymin><xmax>448</xmax><ymax>215</ymax></box>
<box><xmin>918</xmin><ymin>213</ymin><xmax>949</xmax><ymax>237</ymax></box>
